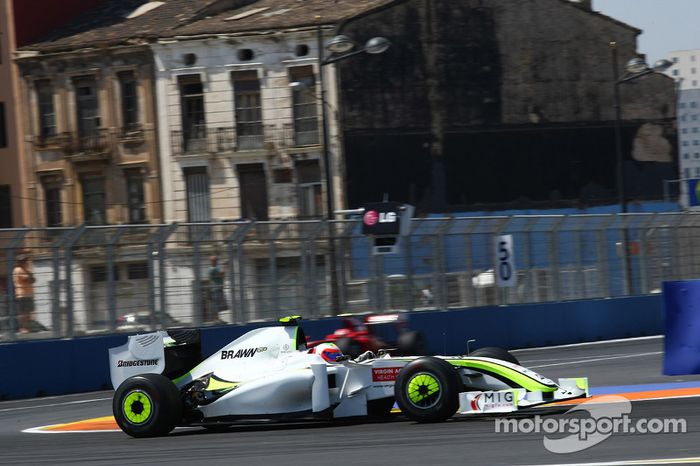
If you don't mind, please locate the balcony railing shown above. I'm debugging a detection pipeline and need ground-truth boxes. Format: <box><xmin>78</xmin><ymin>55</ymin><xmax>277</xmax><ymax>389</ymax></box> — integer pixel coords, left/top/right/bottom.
<box><xmin>34</xmin><ymin>132</ymin><xmax>62</xmax><ymax>149</ymax></box>
<box><xmin>282</xmin><ymin>122</ymin><xmax>320</xmax><ymax>148</ymax></box>
<box><xmin>170</xmin><ymin>123</ymin><xmax>325</xmax><ymax>157</ymax></box>
<box><xmin>118</xmin><ymin>123</ymin><xmax>146</xmax><ymax>142</ymax></box>
<box><xmin>171</xmin><ymin>126</ymin><xmax>269</xmax><ymax>156</ymax></box>
<box><xmin>60</xmin><ymin>129</ymin><xmax>111</xmax><ymax>157</ymax></box>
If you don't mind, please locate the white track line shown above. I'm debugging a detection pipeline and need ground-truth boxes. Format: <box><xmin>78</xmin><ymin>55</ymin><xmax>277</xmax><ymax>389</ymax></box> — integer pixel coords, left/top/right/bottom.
<box><xmin>0</xmin><ymin>397</ymin><xmax>111</xmax><ymax>413</ymax></box>
<box><xmin>512</xmin><ymin>335</ymin><xmax>663</xmax><ymax>353</ymax></box>
<box><xmin>520</xmin><ymin>352</ymin><xmax>649</xmax><ymax>364</ymax></box>
<box><xmin>520</xmin><ymin>457</ymin><xmax>700</xmax><ymax>465</ymax></box>
<box><xmin>528</xmin><ymin>351</ymin><xmax>662</xmax><ymax>369</ymax></box>
<box><xmin>22</xmin><ymin>425</ymin><xmax>119</xmax><ymax>434</ymax></box>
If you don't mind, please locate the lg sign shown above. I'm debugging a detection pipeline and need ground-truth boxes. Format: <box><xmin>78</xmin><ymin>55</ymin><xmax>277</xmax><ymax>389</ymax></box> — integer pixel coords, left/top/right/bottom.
<box><xmin>361</xmin><ymin>201</ymin><xmax>405</xmax><ymax>237</ymax></box>
<box><xmin>363</xmin><ymin>210</ymin><xmax>378</xmax><ymax>226</ymax></box>
<box><xmin>363</xmin><ymin>210</ymin><xmax>397</xmax><ymax>226</ymax></box>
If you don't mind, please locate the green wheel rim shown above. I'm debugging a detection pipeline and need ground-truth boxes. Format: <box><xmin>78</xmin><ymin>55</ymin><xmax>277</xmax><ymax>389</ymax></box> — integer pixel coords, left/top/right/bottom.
<box><xmin>406</xmin><ymin>372</ymin><xmax>441</xmax><ymax>409</ymax></box>
<box><xmin>122</xmin><ymin>390</ymin><xmax>153</xmax><ymax>425</ymax></box>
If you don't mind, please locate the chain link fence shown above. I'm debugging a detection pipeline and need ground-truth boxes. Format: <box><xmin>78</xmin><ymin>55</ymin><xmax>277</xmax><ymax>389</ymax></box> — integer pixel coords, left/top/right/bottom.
<box><xmin>0</xmin><ymin>212</ymin><xmax>696</xmax><ymax>342</ymax></box>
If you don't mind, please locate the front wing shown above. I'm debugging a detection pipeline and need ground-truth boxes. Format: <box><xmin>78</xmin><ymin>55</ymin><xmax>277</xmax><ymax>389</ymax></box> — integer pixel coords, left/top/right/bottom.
<box><xmin>458</xmin><ymin>377</ymin><xmax>589</xmax><ymax>414</ymax></box>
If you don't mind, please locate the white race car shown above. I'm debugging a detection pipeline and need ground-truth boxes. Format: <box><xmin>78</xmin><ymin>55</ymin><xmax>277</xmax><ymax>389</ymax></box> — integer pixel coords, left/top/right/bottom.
<box><xmin>108</xmin><ymin>317</ymin><xmax>589</xmax><ymax>437</ymax></box>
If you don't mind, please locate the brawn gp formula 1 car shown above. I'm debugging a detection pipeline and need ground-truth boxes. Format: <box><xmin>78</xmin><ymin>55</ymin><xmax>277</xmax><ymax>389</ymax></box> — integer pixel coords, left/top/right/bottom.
<box><xmin>108</xmin><ymin>317</ymin><xmax>589</xmax><ymax>437</ymax></box>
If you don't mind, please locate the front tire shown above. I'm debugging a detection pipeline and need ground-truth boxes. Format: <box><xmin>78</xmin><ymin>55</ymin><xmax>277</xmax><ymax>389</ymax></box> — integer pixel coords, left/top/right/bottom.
<box><xmin>470</xmin><ymin>346</ymin><xmax>519</xmax><ymax>365</ymax></box>
<box><xmin>395</xmin><ymin>357</ymin><xmax>460</xmax><ymax>423</ymax></box>
<box><xmin>113</xmin><ymin>373</ymin><xmax>182</xmax><ymax>438</ymax></box>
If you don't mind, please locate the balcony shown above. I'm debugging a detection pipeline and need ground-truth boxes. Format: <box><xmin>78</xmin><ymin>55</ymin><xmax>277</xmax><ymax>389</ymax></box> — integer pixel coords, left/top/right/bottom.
<box><xmin>60</xmin><ymin>129</ymin><xmax>111</xmax><ymax>161</ymax></box>
<box><xmin>118</xmin><ymin>123</ymin><xmax>146</xmax><ymax>144</ymax></box>
<box><xmin>34</xmin><ymin>132</ymin><xmax>64</xmax><ymax>150</ymax></box>
<box><xmin>170</xmin><ymin>123</ymin><xmax>324</xmax><ymax>157</ymax></box>
<box><xmin>282</xmin><ymin>122</ymin><xmax>320</xmax><ymax>148</ymax></box>
<box><xmin>171</xmin><ymin>126</ymin><xmax>270</xmax><ymax>156</ymax></box>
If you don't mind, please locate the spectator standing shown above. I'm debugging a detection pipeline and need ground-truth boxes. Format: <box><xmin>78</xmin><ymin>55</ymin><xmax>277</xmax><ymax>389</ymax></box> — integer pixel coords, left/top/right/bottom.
<box><xmin>13</xmin><ymin>255</ymin><xmax>36</xmax><ymax>334</ymax></box>
<box><xmin>420</xmin><ymin>285</ymin><xmax>434</xmax><ymax>306</ymax></box>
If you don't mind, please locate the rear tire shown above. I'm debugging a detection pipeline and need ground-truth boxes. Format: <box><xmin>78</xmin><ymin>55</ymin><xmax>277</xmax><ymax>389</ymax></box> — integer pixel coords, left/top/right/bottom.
<box><xmin>395</xmin><ymin>357</ymin><xmax>460</xmax><ymax>423</ymax></box>
<box><xmin>113</xmin><ymin>373</ymin><xmax>182</xmax><ymax>438</ymax></box>
<box><xmin>470</xmin><ymin>346</ymin><xmax>519</xmax><ymax>365</ymax></box>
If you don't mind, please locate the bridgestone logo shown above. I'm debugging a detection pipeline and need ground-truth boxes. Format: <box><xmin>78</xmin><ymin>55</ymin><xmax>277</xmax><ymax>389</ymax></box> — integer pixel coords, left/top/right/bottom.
<box><xmin>117</xmin><ymin>359</ymin><xmax>159</xmax><ymax>368</ymax></box>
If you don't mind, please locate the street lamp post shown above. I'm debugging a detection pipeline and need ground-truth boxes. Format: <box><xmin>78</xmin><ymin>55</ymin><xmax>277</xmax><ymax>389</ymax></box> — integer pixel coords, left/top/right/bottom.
<box><xmin>609</xmin><ymin>41</ymin><xmax>672</xmax><ymax>294</ymax></box>
<box><xmin>314</xmin><ymin>23</ymin><xmax>390</xmax><ymax>314</ymax></box>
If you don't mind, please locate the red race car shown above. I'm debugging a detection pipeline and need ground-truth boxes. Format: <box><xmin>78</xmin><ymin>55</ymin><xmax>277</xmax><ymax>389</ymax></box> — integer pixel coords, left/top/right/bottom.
<box><xmin>308</xmin><ymin>313</ymin><xmax>426</xmax><ymax>357</ymax></box>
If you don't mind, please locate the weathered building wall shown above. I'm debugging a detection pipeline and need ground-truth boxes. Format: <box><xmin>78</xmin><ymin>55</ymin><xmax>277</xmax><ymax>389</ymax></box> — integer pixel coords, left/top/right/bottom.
<box><xmin>152</xmin><ymin>29</ymin><xmax>343</xmax><ymax>222</ymax></box>
<box><xmin>0</xmin><ymin>0</ymin><xmax>27</xmax><ymax>228</ymax></box>
<box><xmin>337</xmin><ymin>0</ymin><xmax>677</xmax><ymax>211</ymax></box>
<box><xmin>18</xmin><ymin>49</ymin><xmax>162</xmax><ymax>226</ymax></box>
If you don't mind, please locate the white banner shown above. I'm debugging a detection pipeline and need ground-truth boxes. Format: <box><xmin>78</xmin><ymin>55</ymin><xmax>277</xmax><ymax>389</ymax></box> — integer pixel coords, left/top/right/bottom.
<box><xmin>495</xmin><ymin>234</ymin><xmax>517</xmax><ymax>287</ymax></box>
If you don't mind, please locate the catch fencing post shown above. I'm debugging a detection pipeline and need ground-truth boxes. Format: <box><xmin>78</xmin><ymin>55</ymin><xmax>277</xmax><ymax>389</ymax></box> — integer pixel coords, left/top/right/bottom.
<box><xmin>433</xmin><ymin>218</ymin><xmax>453</xmax><ymax>310</ymax></box>
<box><xmin>462</xmin><ymin>218</ymin><xmax>479</xmax><ymax>307</ymax></box>
<box><xmin>403</xmin><ymin>218</ymin><xmax>420</xmax><ymax>311</ymax></box>
<box><xmin>301</xmin><ymin>221</ymin><xmax>324</xmax><ymax>318</ymax></box>
<box><xmin>267</xmin><ymin>223</ymin><xmax>286</xmax><ymax>318</ymax></box>
<box><xmin>63</xmin><ymin>226</ymin><xmax>86</xmax><ymax>338</ymax></box>
<box><xmin>225</xmin><ymin>221</ymin><xmax>253</xmax><ymax>324</ymax></box>
<box><xmin>520</xmin><ymin>216</ymin><xmax>536</xmax><ymax>303</ymax></box>
<box><xmin>50</xmin><ymin>230</ymin><xmax>69</xmax><ymax>338</ymax></box>
<box><xmin>106</xmin><ymin>227</ymin><xmax>126</xmax><ymax>332</ymax></box>
<box><xmin>638</xmin><ymin>214</ymin><xmax>656</xmax><ymax>295</ymax></box>
<box><xmin>548</xmin><ymin>216</ymin><xmax>565</xmax><ymax>302</ymax></box>
<box><xmin>336</xmin><ymin>220</ymin><xmax>359</xmax><ymax>311</ymax></box>
<box><xmin>598</xmin><ymin>215</ymin><xmax>615</xmax><ymax>297</ymax></box>
<box><xmin>156</xmin><ymin>223</ymin><xmax>178</xmax><ymax>328</ymax></box>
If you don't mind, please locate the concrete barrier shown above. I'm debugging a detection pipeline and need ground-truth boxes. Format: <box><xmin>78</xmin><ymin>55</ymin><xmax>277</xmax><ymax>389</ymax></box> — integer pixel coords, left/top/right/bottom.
<box><xmin>0</xmin><ymin>296</ymin><xmax>664</xmax><ymax>400</ymax></box>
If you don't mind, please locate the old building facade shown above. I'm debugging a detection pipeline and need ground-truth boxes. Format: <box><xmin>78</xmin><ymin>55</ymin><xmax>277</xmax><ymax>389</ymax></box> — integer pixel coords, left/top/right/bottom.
<box><xmin>151</xmin><ymin>29</ymin><xmax>337</xmax><ymax>223</ymax></box>
<box><xmin>16</xmin><ymin>47</ymin><xmax>161</xmax><ymax>227</ymax></box>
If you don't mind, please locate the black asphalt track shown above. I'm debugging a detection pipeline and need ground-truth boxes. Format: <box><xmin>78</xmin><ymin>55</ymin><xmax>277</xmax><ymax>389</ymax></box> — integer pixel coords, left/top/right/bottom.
<box><xmin>2</xmin><ymin>336</ymin><xmax>700</xmax><ymax>466</ymax></box>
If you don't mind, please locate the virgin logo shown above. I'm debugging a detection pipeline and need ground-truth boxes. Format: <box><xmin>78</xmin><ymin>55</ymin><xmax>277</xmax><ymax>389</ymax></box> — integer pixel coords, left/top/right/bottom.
<box><xmin>363</xmin><ymin>210</ymin><xmax>379</xmax><ymax>226</ymax></box>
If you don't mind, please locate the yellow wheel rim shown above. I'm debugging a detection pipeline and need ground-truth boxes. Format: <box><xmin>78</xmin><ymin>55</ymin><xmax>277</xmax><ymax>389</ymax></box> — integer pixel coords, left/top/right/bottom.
<box><xmin>122</xmin><ymin>390</ymin><xmax>153</xmax><ymax>425</ymax></box>
<box><xmin>407</xmin><ymin>372</ymin><xmax>441</xmax><ymax>409</ymax></box>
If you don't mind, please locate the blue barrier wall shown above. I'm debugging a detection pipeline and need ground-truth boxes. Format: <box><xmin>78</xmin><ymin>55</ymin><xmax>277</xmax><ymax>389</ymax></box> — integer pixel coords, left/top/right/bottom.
<box><xmin>0</xmin><ymin>295</ymin><xmax>664</xmax><ymax>400</ymax></box>
<box><xmin>663</xmin><ymin>280</ymin><xmax>700</xmax><ymax>375</ymax></box>
<box><xmin>410</xmin><ymin>295</ymin><xmax>663</xmax><ymax>355</ymax></box>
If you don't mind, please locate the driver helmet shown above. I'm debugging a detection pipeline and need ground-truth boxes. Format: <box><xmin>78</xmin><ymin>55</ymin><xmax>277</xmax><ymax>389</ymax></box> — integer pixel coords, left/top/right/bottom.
<box><xmin>310</xmin><ymin>342</ymin><xmax>343</xmax><ymax>363</ymax></box>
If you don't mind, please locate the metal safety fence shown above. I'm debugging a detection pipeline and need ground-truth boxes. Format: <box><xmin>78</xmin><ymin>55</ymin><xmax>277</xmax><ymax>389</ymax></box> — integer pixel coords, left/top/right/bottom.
<box><xmin>0</xmin><ymin>212</ymin><xmax>697</xmax><ymax>342</ymax></box>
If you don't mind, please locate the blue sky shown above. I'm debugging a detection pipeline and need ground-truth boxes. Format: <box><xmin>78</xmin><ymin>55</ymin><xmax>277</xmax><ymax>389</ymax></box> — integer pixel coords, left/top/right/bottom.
<box><xmin>592</xmin><ymin>0</ymin><xmax>699</xmax><ymax>62</ymax></box>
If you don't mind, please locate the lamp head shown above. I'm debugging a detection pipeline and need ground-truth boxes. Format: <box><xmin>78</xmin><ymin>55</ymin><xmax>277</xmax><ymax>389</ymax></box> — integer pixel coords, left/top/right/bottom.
<box><xmin>327</xmin><ymin>35</ymin><xmax>355</xmax><ymax>54</ymax></box>
<box><xmin>652</xmin><ymin>59</ymin><xmax>673</xmax><ymax>72</ymax></box>
<box><xmin>625</xmin><ymin>57</ymin><xmax>648</xmax><ymax>74</ymax></box>
<box><xmin>364</xmin><ymin>37</ymin><xmax>391</xmax><ymax>55</ymax></box>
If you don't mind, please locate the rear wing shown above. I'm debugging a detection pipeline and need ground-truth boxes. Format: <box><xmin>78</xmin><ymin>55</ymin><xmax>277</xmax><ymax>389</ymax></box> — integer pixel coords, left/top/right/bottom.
<box><xmin>108</xmin><ymin>329</ymin><xmax>201</xmax><ymax>389</ymax></box>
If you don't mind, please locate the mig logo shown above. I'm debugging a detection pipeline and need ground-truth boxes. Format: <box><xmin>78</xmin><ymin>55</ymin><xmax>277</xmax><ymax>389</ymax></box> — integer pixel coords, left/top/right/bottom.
<box><xmin>471</xmin><ymin>391</ymin><xmax>515</xmax><ymax>412</ymax></box>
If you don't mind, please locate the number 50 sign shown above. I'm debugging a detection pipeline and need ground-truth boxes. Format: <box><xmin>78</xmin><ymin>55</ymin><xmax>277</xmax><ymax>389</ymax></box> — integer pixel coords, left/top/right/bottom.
<box><xmin>494</xmin><ymin>234</ymin><xmax>517</xmax><ymax>287</ymax></box>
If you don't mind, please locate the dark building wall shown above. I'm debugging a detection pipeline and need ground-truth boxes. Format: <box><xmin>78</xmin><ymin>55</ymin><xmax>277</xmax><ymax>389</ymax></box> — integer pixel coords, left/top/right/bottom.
<box><xmin>12</xmin><ymin>0</ymin><xmax>104</xmax><ymax>47</ymax></box>
<box><xmin>338</xmin><ymin>0</ymin><xmax>677</xmax><ymax>212</ymax></box>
